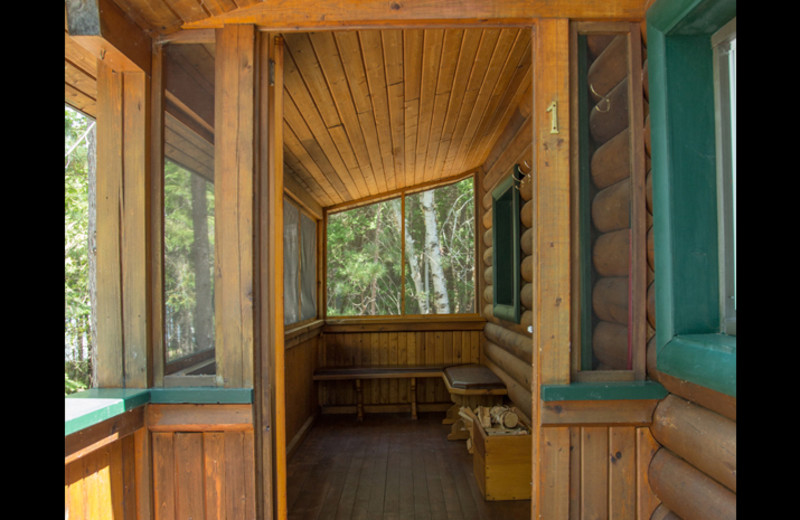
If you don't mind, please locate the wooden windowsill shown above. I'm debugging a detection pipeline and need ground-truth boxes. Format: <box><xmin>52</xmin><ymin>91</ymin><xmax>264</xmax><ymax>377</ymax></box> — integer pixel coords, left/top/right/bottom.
<box><xmin>323</xmin><ymin>314</ymin><xmax>486</xmax><ymax>332</ymax></box>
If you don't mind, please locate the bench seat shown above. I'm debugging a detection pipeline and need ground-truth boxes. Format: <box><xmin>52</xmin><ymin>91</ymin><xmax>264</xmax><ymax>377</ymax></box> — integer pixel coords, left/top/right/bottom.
<box><xmin>313</xmin><ymin>364</ymin><xmax>508</xmax><ymax>423</ymax></box>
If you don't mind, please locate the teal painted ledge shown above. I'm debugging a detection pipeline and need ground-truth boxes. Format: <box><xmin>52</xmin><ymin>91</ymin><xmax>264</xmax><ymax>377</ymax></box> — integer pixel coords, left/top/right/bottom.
<box><xmin>65</xmin><ymin>388</ymin><xmax>150</xmax><ymax>437</ymax></box>
<box><xmin>541</xmin><ymin>381</ymin><xmax>668</xmax><ymax>402</ymax></box>
<box><xmin>65</xmin><ymin>387</ymin><xmax>254</xmax><ymax>437</ymax></box>
<box><xmin>149</xmin><ymin>387</ymin><xmax>253</xmax><ymax>404</ymax></box>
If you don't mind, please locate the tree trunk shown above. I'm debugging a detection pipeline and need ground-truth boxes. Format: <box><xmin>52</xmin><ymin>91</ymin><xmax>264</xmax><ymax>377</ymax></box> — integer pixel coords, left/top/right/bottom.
<box><xmin>392</xmin><ymin>204</ymin><xmax>428</xmax><ymax>313</ymax></box>
<box><xmin>191</xmin><ymin>174</ymin><xmax>213</xmax><ymax>352</ymax></box>
<box><xmin>421</xmin><ymin>190</ymin><xmax>450</xmax><ymax>313</ymax></box>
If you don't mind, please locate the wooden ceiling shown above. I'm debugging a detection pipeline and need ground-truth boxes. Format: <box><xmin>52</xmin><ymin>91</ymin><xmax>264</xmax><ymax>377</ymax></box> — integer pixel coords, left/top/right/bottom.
<box><xmin>64</xmin><ymin>0</ymin><xmax>542</xmax><ymax>209</ymax></box>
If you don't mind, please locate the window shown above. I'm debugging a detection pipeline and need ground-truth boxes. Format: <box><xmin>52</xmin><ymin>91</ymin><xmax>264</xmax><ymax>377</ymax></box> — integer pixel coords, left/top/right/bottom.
<box><xmin>647</xmin><ymin>0</ymin><xmax>736</xmax><ymax>397</ymax></box>
<box><xmin>491</xmin><ymin>169</ymin><xmax>521</xmax><ymax>324</ymax></box>
<box><xmin>163</xmin><ymin>159</ymin><xmax>215</xmax><ymax>369</ymax></box>
<box><xmin>326</xmin><ymin>176</ymin><xmax>476</xmax><ymax>317</ymax></box>
<box><xmin>65</xmin><ymin>105</ymin><xmax>97</xmax><ymax>394</ymax></box>
<box><xmin>284</xmin><ymin>197</ymin><xmax>318</xmax><ymax>325</ymax></box>
<box><xmin>713</xmin><ymin>18</ymin><xmax>736</xmax><ymax>336</ymax></box>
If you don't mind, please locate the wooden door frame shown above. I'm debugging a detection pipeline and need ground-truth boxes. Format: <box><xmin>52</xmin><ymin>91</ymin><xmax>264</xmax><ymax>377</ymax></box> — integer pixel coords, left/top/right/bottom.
<box><xmin>242</xmin><ymin>15</ymin><xmax>577</xmax><ymax>520</ymax></box>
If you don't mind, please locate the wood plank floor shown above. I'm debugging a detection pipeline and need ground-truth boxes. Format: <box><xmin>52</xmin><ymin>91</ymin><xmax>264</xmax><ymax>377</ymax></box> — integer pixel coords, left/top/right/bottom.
<box><xmin>287</xmin><ymin>413</ymin><xmax>531</xmax><ymax>520</ymax></box>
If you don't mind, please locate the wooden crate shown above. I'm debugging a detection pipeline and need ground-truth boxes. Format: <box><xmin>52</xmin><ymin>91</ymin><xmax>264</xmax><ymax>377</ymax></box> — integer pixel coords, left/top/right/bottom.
<box><xmin>471</xmin><ymin>417</ymin><xmax>532</xmax><ymax>501</ymax></box>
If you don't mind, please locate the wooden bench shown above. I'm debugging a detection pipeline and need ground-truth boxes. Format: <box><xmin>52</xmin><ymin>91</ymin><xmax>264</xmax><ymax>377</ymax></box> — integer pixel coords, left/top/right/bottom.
<box><xmin>313</xmin><ymin>366</ymin><xmax>445</xmax><ymax>421</ymax></box>
<box><xmin>313</xmin><ymin>363</ymin><xmax>507</xmax><ymax>428</ymax></box>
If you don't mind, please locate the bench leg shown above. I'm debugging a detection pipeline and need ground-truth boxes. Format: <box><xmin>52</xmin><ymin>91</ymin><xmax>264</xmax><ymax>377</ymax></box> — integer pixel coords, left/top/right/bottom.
<box><xmin>356</xmin><ymin>379</ymin><xmax>363</xmax><ymax>422</ymax></box>
<box><xmin>410</xmin><ymin>377</ymin><xmax>418</xmax><ymax>420</ymax></box>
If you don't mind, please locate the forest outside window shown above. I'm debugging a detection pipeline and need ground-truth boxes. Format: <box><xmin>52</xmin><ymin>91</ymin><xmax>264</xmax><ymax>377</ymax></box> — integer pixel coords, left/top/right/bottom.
<box><xmin>326</xmin><ymin>176</ymin><xmax>476</xmax><ymax>317</ymax></box>
<box><xmin>163</xmin><ymin>158</ymin><xmax>215</xmax><ymax>372</ymax></box>
<box><xmin>285</xmin><ymin>197</ymin><xmax>318</xmax><ymax>325</ymax></box>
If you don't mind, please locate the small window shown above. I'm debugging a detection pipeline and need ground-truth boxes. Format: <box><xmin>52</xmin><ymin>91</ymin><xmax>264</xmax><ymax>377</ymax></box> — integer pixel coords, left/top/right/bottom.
<box><xmin>491</xmin><ymin>168</ymin><xmax>522</xmax><ymax>324</ymax></box>
<box><xmin>284</xmin><ymin>197</ymin><xmax>318</xmax><ymax>325</ymax></box>
<box><xmin>713</xmin><ymin>18</ymin><xmax>736</xmax><ymax>336</ymax></box>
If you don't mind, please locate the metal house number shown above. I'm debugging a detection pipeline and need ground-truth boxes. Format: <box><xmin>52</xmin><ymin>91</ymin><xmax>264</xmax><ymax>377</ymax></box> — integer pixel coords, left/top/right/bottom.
<box><xmin>546</xmin><ymin>100</ymin><xmax>559</xmax><ymax>134</ymax></box>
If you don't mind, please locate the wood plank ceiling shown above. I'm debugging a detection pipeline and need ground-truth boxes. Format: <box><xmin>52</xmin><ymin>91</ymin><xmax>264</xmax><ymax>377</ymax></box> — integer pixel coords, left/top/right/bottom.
<box><xmin>65</xmin><ymin>1</ymin><xmax>533</xmax><ymax>209</ymax></box>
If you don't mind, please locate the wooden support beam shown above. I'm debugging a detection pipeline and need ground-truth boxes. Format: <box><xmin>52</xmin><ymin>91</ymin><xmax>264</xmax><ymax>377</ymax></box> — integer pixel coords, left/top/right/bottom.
<box><xmin>214</xmin><ymin>24</ymin><xmax>257</xmax><ymax>388</ymax></box>
<box><xmin>95</xmin><ymin>60</ymin><xmax>151</xmax><ymax>388</ymax></box>
<box><xmin>530</xmin><ymin>18</ymin><xmax>571</xmax><ymax>519</ymax></box>
<box><xmin>181</xmin><ymin>0</ymin><xmax>647</xmax><ymax>32</ymax></box>
<box><xmin>65</xmin><ymin>0</ymin><xmax>151</xmax><ymax>73</ymax></box>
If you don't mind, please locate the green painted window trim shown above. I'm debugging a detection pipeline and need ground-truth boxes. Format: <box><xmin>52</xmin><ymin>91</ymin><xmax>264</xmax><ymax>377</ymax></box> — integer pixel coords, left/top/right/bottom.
<box><xmin>65</xmin><ymin>387</ymin><xmax>254</xmax><ymax>437</ymax></box>
<box><xmin>541</xmin><ymin>381</ymin><xmax>668</xmax><ymax>402</ymax></box>
<box><xmin>647</xmin><ymin>0</ymin><xmax>736</xmax><ymax>397</ymax></box>
<box><xmin>491</xmin><ymin>168</ymin><xmax>522</xmax><ymax>324</ymax></box>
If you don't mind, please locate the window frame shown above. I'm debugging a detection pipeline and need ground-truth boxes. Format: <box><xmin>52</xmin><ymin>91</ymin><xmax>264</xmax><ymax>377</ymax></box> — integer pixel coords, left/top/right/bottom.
<box><xmin>712</xmin><ymin>18</ymin><xmax>736</xmax><ymax>337</ymax></box>
<box><xmin>162</xmin><ymin>158</ymin><xmax>216</xmax><ymax>378</ymax></box>
<box><xmin>647</xmin><ymin>0</ymin><xmax>736</xmax><ymax>397</ymax></box>
<box><xmin>491</xmin><ymin>168</ymin><xmax>522</xmax><ymax>324</ymax></box>
<box><xmin>324</xmin><ymin>174</ymin><xmax>479</xmax><ymax>320</ymax></box>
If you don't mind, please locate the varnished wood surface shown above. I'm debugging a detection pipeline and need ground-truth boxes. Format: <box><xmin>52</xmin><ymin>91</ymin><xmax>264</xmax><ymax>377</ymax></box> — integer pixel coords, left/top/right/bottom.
<box><xmin>287</xmin><ymin>413</ymin><xmax>530</xmax><ymax>520</ymax></box>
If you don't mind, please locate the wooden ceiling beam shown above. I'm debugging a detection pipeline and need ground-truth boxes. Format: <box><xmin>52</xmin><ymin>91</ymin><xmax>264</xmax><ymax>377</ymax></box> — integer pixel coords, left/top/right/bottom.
<box><xmin>180</xmin><ymin>0</ymin><xmax>646</xmax><ymax>31</ymax></box>
<box><xmin>66</xmin><ymin>0</ymin><xmax>152</xmax><ymax>73</ymax></box>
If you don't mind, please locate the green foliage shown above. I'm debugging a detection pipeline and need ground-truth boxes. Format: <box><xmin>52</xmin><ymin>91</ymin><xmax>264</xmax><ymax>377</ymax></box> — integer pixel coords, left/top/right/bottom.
<box><xmin>163</xmin><ymin>160</ymin><xmax>215</xmax><ymax>361</ymax></box>
<box><xmin>65</xmin><ymin>105</ymin><xmax>94</xmax><ymax>392</ymax></box>
<box><xmin>326</xmin><ymin>177</ymin><xmax>475</xmax><ymax>317</ymax></box>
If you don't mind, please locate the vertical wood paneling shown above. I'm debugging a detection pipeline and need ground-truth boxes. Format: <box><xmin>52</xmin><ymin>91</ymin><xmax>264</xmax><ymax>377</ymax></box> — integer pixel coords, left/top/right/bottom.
<box><xmin>319</xmin><ymin>329</ymin><xmax>482</xmax><ymax>408</ymax></box>
<box><xmin>608</xmin><ymin>427</ymin><xmax>635</xmax><ymax>519</ymax></box>
<box><xmin>541</xmin><ymin>427</ymin><xmax>571</xmax><ymax>520</ymax></box>
<box><xmin>581</xmin><ymin>426</ymin><xmax>608</xmax><ymax>519</ymax></box>
<box><xmin>151</xmin><ymin>429</ymin><xmax>257</xmax><ymax>520</ymax></box>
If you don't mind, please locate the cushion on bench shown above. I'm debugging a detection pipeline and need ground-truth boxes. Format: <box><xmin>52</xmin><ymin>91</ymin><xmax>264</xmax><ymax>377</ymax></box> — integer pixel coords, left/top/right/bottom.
<box><xmin>443</xmin><ymin>364</ymin><xmax>505</xmax><ymax>390</ymax></box>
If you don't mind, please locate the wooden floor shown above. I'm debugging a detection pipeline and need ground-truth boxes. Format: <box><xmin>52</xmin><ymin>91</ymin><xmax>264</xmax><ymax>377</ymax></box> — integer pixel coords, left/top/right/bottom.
<box><xmin>287</xmin><ymin>412</ymin><xmax>531</xmax><ymax>520</ymax></box>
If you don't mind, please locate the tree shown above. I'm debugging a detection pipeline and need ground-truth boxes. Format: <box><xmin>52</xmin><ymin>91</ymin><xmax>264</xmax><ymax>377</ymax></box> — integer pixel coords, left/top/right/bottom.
<box><xmin>65</xmin><ymin>105</ymin><xmax>95</xmax><ymax>394</ymax></box>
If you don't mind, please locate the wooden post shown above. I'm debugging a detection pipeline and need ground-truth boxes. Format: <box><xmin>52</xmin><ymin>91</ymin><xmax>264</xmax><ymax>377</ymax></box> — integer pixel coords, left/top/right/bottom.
<box><xmin>94</xmin><ymin>59</ymin><xmax>151</xmax><ymax>388</ymax></box>
<box><xmin>531</xmin><ymin>18</ymin><xmax>571</xmax><ymax>519</ymax></box>
<box><xmin>214</xmin><ymin>24</ymin><xmax>257</xmax><ymax>389</ymax></box>
<box><xmin>256</xmin><ymin>32</ymin><xmax>286</xmax><ymax>520</ymax></box>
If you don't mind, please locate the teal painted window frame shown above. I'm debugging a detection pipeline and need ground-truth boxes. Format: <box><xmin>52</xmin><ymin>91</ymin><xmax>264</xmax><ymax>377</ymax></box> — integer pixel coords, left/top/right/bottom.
<box><xmin>491</xmin><ymin>168</ymin><xmax>522</xmax><ymax>324</ymax></box>
<box><xmin>647</xmin><ymin>0</ymin><xmax>736</xmax><ymax>397</ymax></box>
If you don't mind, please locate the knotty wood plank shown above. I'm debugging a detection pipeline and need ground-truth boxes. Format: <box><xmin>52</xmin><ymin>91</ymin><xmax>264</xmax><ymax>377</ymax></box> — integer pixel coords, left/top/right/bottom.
<box><xmin>609</xmin><ymin>426</ymin><xmax>636</xmax><ymax>519</ymax></box>
<box><xmin>530</xmin><ymin>19</ymin><xmax>571</xmax><ymax>518</ymax></box>
<box><xmin>152</xmin><ymin>432</ymin><xmax>176</xmax><ymax>520</ymax></box>
<box><xmin>580</xmin><ymin>426</ymin><xmax>609</xmax><ymax>518</ymax></box>
<box><xmin>175</xmin><ymin>433</ymin><xmax>205</xmax><ymax>520</ymax></box>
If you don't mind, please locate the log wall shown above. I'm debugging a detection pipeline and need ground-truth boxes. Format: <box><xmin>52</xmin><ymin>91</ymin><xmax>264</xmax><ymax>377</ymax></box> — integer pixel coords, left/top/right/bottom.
<box><xmin>478</xmin><ymin>72</ymin><xmax>534</xmax><ymax>420</ymax></box>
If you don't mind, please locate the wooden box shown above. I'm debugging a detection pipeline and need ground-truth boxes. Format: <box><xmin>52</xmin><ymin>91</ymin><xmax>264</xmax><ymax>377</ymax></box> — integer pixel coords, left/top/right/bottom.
<box><xmin>471</xmin><ymin>418</ymin><xmax>532</xmax><ymax>501</ymax></box>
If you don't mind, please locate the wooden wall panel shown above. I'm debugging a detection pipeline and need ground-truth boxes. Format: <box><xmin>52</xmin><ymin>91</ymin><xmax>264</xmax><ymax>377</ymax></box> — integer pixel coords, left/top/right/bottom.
<box><xmin>65</xmin><ymin>435</ymin><xmax>136</xmax><ymax>520</ymax></box>
<box><xmin>149</xmin><ymin>405</ymin><xmax>257</xmax><ymax>520</ymax></box>
<box><xmin>537</xmin><ymin>424</ymin><xmax>658</xmax><ymax>519</ymax></box>
<box><xmin>318</xmin><ymin>329</ymin><xmax>482</xmax><ymax>410</ymax></box>
<box><xmin>285</xmin><ymin>334</ymin><xmax>320</xmax><ymax>455</ymax></box>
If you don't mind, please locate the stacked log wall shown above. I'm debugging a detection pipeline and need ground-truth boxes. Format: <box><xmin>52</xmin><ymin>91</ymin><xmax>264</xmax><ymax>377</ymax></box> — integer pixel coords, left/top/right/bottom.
<box><xmin>586</xmin><ymin>32</ymin><xmax>635</xmax><ymax>371</ymax></box>
<box><xmin>478</xmin><ymin>79</ymin><xmax>534</xmax><ymax>420</ymax></box>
